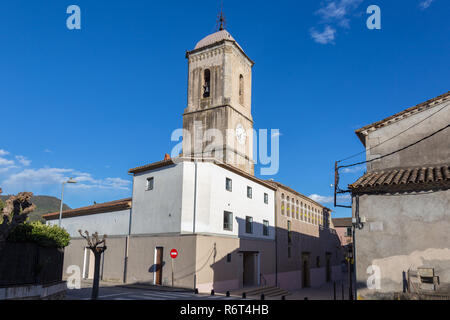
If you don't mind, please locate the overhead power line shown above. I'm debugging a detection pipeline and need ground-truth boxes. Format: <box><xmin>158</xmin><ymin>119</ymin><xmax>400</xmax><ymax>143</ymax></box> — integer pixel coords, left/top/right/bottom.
<box><xmin>338</xmin><ymin>123</ymin><xmax>450</xmax><ymax>169</ymax></box>
<box><xmin>338</xmin><ymin>102</ymin><xmax>449</xmax><ymax>163</ymax></box>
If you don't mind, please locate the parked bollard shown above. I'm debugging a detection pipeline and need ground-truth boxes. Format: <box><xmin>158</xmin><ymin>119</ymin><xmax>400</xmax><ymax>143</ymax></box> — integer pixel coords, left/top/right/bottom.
<box><xmin>226</xmin><ymin>291</ymin><xmax>230</xmax><ymax>297</ymax></box>
<box><xmin>242</xmin><ymin>292</ymin><xmax>246</xmax><ymax>299</ymax></box>
<box><xmin>211</xmin><ymin>289</ymin><xmax>215</xmax><ymax>296</ymax></box>
<box><xmin>261</xmin><ymin>294</ymin><xmax>265</xmax><ymax>300</ymax></box>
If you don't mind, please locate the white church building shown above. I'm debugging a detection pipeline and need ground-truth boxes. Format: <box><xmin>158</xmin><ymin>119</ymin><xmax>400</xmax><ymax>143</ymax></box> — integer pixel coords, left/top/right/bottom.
<box><xmin>45</xmin><ymin>25</ymin><xmax>343</xmax><ymax>293</ymax></box>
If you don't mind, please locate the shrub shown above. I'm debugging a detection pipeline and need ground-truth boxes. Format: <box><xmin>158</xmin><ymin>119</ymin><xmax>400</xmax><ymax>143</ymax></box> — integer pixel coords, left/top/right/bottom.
<box><xmin>7</xmin><ymin>221</ymin><xmax>70</xmax><ymax>248</ymax></box>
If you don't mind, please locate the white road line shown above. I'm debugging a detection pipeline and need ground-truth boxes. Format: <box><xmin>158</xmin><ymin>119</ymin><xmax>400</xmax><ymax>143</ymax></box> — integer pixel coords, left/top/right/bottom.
<box><xmin>128</xmin><ymin>294</ymin><xmax>165</xmax><ymax>300</ymax></box>
<box><xmin>97</xmin><ymin>292</ymin><xmax>134</xmax><ymax>299</ymax></box>
<box><xmin>142</xmin><ymin>292</ymin><xmax>192</xmax><ymax>299</ymax></box>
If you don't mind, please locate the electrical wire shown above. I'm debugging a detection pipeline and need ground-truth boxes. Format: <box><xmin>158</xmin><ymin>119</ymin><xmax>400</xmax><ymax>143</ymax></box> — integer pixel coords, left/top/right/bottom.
<box><xmin>338</xmin><ymin>102</ymin><xmax>450</xmax><ymax>163</ymax></box>
<box><xmin>338</xmin><ymin>123</ymin><xmax>450</xmax><ymax>169</ymax></box>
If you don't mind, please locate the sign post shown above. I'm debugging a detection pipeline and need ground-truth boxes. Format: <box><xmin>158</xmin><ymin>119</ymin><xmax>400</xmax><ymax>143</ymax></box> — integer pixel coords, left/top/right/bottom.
<box><xmin>170</xmin><ymin>249</ymin><xmax>178</xmax><ymax>287</ymax></box>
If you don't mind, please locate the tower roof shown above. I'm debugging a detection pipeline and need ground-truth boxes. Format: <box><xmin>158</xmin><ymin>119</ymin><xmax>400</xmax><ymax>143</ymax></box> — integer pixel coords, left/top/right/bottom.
<box><xmin>194</xmin><ymin>29</ymin><xmax>243</xmax><ymax>51</ymax></box>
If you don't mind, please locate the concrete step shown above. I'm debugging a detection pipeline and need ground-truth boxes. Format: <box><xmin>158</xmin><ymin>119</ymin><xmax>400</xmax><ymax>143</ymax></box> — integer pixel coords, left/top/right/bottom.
<box><xmin>242</xmin><ymin>286</ymin><xmax>290</xmax><ymax>298</ymax></box>
<box><xmin>244</xmin><ymin>286</ymin><xmax>276</xmax><ymax>296</ymax></box>
<box><xmin>266</xmin><ymin>289</ymin><xmax>290</xmax><ymax>297</ymax></box>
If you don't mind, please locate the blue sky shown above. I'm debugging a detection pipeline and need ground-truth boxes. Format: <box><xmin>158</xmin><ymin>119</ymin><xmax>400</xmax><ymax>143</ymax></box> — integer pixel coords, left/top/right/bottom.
<box><xmin>0</xmin><ymin>0</ymin><xmax>448</xmax><ymax>217</ymax></box>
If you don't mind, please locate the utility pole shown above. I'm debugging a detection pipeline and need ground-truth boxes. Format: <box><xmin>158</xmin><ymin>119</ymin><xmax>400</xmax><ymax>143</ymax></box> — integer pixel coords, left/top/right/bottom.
<box><xmin>348</xmin><ymin>246</ymin><xmax>354</xmax><ymax>300</ymax></box>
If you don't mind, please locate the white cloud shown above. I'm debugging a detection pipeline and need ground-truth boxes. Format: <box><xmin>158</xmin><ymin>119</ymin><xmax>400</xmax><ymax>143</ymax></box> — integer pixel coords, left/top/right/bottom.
<box><xmin>311</xmin><ymin>0</ymin><xmax>364</xmax><ymax>44</ymax></box>
<box><xmin>341</xmin><ymin>165</ymin><xmax>366</xmax><ymax>174</ymax></box>
<box><xmin>15</xmin><ymin>155</ymin><xmax>31</xmax><ymax>166</ymax></box>
<box><xmin>309</xmin><ymin>193</ymin><xmax>351</xmax><ymax>205</ymax></box>
<box><xmin>419</xmin><ymin>0</ymin><xmax>434</xmax><ymax>9</ymax></box>
<box><xmin>1</xmin><ymin>167</ymin><xmax>131</xmax><ymax>194</ymax></box>
<box><xmin>44</xmin><ymin>149</ymin><xmax>53</xmax><ymax>153</ymax></box>
<box><xmin>0</xmin><ymin>149</ymin><xmax>9</xmax><ymax>156</ymax></box>
<box><xmin>310</xmin><ymin>26</ymin><xmax>337</xmax><ymax>44</ymax></box>
<box><xmin>0</xmin><ymin>166</ymin><xmax>19</xmax><ymax>174</ymax></box>
<box><xmin>0</xmin><ymin>157</ymin><xmax>15</xmax><ymax>166</ymax></box>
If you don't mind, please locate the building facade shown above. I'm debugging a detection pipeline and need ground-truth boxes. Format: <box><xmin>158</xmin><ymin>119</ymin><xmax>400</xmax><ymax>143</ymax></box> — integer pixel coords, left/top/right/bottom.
<box><xmin>45</xmin><ymin>26</ymin><xmax>344</xmax><ymax>293</ymax></box>
<box><xmin>267</xmin><ymin>181</ymin><xmax>343</xmax><ymax>290</ymax></box>
<box><xmin>349</xmin><ymin>92</ymin><xmax>450</xmax><ymax>298</ymax></box>
<box><xmin>332</xmin><ymin>218</ymin><xmax>353</xmax><ymax>247</ymax></box>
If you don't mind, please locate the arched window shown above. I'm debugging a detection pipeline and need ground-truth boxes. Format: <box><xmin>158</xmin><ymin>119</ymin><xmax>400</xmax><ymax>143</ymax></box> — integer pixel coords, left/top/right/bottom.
<box><xmin>287</xmin><ymin>196</ymin><xmax>290</xmax><ymax>217</ymax></box>
<box><xmin>239</xmin><ymin>74</ymin><xmax>244</xmax><ymax>104</ymax></box>
<box><xmin>203</xmin><ymin>69</ymin><xmax>211</xmax><ymax>98</ymax></box>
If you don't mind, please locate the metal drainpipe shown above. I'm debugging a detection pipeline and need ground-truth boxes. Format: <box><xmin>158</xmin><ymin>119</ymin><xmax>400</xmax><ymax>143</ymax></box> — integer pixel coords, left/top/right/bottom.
<box><xmin>193</xmin><ymin>160</ymin><xmax>198</xmax><ymax>234</ymax></box>
<box><xmin>193</xmin><ymin>160</ymin><xmax>198</xmax><ymax>290</ymax></box>
<box><xmin>274</xmin><ymin>188</ymin><xmax>278</xmax><ymax>287</ymax></box>
<box><xmin>353</xmin><ymin>194</ymin><xmax>359</xmax><ymax>299</ymax></box>
<box><xmin>123</xmin><ymin>172</ymin><xmax>135</xmax><ymax>284</ymax></box>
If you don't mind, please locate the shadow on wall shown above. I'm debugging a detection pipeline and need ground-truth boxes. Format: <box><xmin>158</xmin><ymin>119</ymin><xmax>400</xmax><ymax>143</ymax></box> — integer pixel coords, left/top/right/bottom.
<box><xmin>148</xmin><ymin>261</ymin><xmax>165</xmax><ymax>273</ymax></box>
<box><xmin>135</xmin><ymin>217</ymin><xmax>345</xmax><ymax>292</ymax></box>
<box><xmin>207</xmin><ymin>217</ymin><xmax>345</xmax><ymax>293</ymax></box>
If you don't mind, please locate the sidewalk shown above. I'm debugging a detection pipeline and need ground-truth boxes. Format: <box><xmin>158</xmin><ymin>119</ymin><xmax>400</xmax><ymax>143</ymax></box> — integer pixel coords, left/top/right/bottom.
<box><xmin>80</xmin><ymin>279</ymin><xmax>193</xmax><ymax>293</ymax></box>
<box><xmin>283</xmin><ymin>280</ymin><xmax>352</xmax><ymax>300</ymax></box>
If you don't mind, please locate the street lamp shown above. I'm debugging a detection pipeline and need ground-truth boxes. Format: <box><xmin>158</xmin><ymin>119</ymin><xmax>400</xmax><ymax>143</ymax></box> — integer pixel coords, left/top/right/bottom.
<box><xmin>59</xmin><ymin>178</ymin><xmax>77</xmax><ymax>227</ymax></box>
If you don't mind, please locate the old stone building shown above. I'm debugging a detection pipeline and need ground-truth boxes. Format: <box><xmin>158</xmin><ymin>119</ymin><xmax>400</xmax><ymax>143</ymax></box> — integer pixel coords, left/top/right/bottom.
<box><xmin>349</xmin><ymin>91</ymin><xmax>450</xmax><ymax>298</ymax></box>
<box><xmin>44</xmin><ymin>26</ymin><xmax>343</xmax><ymax>294</ymax></box>
<box><xmin>332</xmin><ymin>218</ymin><xmax>353</xmax><ymax>247</ymax></box>
<box><xmin>266</xmin><ymin>181</ymin><xmax>343</xmax><ymax>290</ymax></box>
<box><xmin>183</xmin><ymin>29</ymin><xmax>254</xmax><ymax>175</ymax></box>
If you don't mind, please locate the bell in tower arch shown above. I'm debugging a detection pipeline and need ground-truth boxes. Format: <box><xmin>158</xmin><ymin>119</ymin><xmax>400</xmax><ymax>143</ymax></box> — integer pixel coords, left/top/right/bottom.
<box><xmin>203</xmin><ymin>69</ymin><xmax>211</xmax><ymax>98</ymax></box>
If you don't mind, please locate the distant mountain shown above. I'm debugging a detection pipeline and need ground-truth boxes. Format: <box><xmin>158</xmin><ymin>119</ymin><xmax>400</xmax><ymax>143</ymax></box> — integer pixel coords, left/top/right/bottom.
<box><xmin>0</xmin><ymin>195</ymin><xmax>71</xmax><ymax>222</ymax></box>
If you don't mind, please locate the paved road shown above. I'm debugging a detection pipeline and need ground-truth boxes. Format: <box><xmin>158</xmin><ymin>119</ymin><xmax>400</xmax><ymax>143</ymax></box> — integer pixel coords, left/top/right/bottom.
<box><xmin>66</xmin><ymin>285</ymin><xmax>248</xmax><ymax>300</ymax></box>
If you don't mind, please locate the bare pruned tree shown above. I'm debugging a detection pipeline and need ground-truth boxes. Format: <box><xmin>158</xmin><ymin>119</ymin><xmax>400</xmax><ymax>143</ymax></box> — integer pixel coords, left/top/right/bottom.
<box><xmin>78</xmin><ymin>229</ymin><xmax>107</xmax><ymax>300</ymax></box>
<box><xmin>0</xmin><ymin>189</ymin><xmax>36</xmax><ymax>252</ymax></box>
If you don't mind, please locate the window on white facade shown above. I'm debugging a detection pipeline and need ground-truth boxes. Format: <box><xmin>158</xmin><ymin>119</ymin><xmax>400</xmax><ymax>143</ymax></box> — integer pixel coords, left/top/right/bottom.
<box><xmin>247</xmin><ymin>186</ymin><xmax>252</xmax><ymax>199</ymax></box>
<box><xmin>264</xmin><ymin>193</ymin><xmax>268</xmax><ymax>204</ymax></box>
<box><xmin>245</xmin><ymin>216</ymin><xmax>253</xmax><ymax>234</ymax></box>
<box><xmin>226</xmin><ymin>178</ymin><xmax>232</xmax><ymax>192</ymax></box>
<box><xmin>263</xmin><ymin>220</ymin><xmax>269</xmax><ymax>236</ymax></box>
<box><xmin>223</xmin><ymin>211</ymin><xmax>233</xmax><ymax>231</ymax></box>
<box><xmin>146</xmin><ymin>177</ymin><xmax>154</xmax><ymax>190</ymax></box>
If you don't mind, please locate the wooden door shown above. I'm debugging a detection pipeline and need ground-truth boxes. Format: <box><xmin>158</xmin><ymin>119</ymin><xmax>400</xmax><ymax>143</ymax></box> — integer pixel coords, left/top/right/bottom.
<box><xmin>155</xmin><ymin>247</ymin><xmax>163</xmax><ymax>285</ymax></box>
<box><xmin>326</xmin><ymin>253</ymin><xmax>332</xmax><ymax>282</ymax></box>
<box><xmin>302</xmin><ymin>253</ymin><xmax>310</xmax><ymax>288</ymax></box>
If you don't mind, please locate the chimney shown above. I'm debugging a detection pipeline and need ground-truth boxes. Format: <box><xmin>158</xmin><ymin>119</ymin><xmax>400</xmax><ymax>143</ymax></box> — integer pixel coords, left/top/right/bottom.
<box><xmin>164</xmin><ymin>153</ymin><xmax>171</xmax><ymax>161</ymax></box>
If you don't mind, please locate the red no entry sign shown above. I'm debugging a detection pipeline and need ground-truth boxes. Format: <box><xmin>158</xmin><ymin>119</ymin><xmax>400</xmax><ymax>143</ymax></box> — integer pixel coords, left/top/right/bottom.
<box><xmin>170</xmin><ymin>249</ymin><xmax>178</xmax><ymax>259</ymax></box>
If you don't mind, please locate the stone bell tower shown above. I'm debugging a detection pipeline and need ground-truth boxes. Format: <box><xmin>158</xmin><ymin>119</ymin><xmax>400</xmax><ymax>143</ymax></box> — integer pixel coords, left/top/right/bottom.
<box><xmin>182</xmin><ymin>23</ymin><xmax>255</xmax><ymax>175</ymax></box>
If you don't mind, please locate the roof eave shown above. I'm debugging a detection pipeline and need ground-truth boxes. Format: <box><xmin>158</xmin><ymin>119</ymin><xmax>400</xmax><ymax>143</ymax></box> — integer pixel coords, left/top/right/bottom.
<box><xmin>186</xmin><ymin>40</ymin><xmax>255</xmax><ymax>66</ymax></box>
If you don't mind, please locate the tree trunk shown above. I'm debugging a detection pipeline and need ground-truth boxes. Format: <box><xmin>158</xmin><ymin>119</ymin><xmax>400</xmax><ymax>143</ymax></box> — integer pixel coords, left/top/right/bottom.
<box><xmin>91</xmin><ymin>251</ymin><xmax>101</xmax><ymax>300</ymax></box>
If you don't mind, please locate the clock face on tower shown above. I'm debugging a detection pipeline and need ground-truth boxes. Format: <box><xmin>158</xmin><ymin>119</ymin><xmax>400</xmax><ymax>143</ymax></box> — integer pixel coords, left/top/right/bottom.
<box><xmin>235</xmin><ymin>123</ymin><xmax>247</xmax><ymax>145</ymax></box>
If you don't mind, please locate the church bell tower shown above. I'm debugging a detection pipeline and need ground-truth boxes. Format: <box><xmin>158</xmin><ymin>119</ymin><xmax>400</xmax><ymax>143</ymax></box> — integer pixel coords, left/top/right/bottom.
<box><xmin>182</xmin><ymin>21</ymin><xmax>255</xmax><ymax>175</ymax></box>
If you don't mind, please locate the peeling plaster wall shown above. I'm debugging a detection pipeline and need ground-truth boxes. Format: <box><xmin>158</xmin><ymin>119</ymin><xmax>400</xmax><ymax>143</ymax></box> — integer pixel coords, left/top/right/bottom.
<box><xmin>353</xmin><ymin>189</ymin><xmax>450</xmax><ymax>298</ymax></box>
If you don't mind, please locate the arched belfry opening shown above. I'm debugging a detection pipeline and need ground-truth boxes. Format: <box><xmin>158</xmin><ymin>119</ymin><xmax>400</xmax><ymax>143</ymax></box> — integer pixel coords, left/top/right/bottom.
<box><xmin>183</xmin><ymin>22</ymin><xmax>255</xmax><ymax>175</ymax></box>
<box><xmin>203</xmin><ymin>69</ymin><xmax>211</xmax><ymax>98</ymax></box>
<box><xmin>239</xmin><ymin>74</ymin><xmax>244</xmax><ymax>105</ymax></box>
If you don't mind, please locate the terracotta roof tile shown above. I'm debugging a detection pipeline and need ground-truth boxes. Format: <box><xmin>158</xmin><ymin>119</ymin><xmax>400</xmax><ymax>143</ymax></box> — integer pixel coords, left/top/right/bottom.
<box><xmin>349</xmin><ymin>165</ymin><xmax>450</xmax><ymax>193</ymax></box>
<box><xmin>43</xmin><ymin>198</ymin><xmax>132</xmax><ymax>220</ymax></box>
